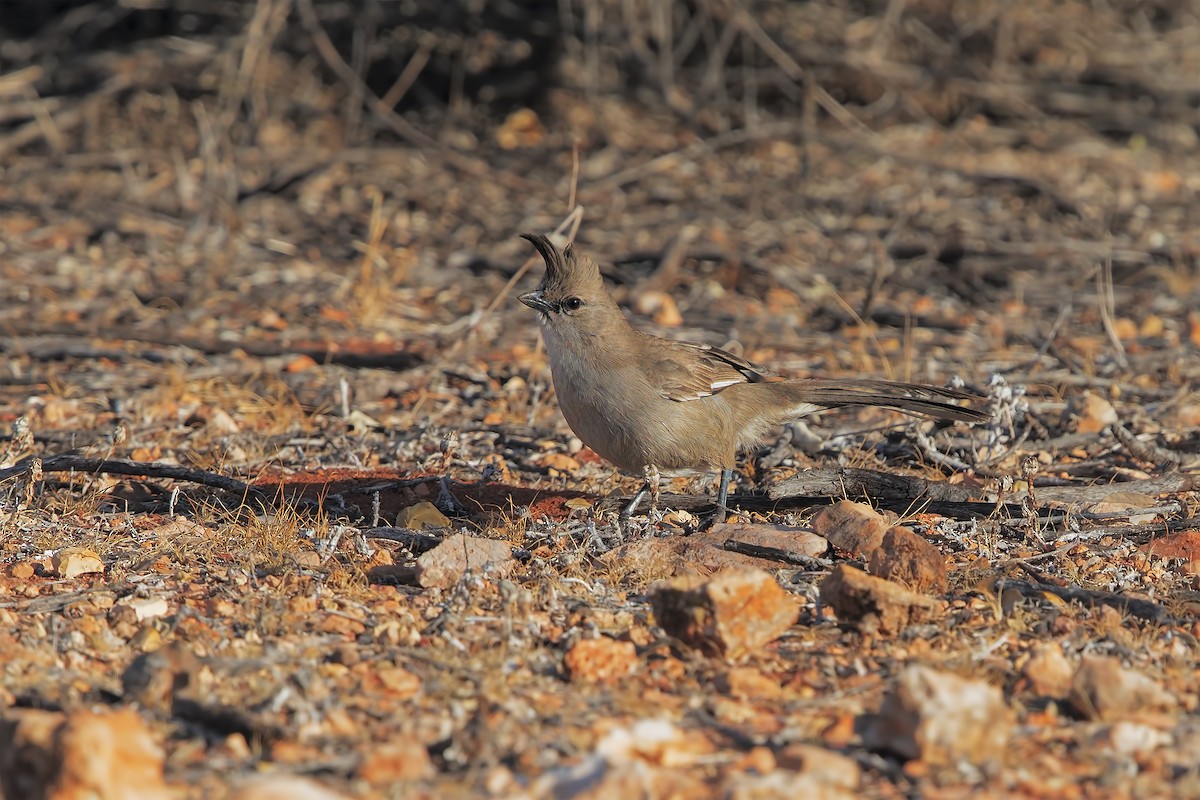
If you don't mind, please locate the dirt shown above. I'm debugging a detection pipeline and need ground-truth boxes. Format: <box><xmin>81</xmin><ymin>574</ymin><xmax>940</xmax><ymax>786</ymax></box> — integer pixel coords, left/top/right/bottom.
<box><xmin>2</xmin><ymin>1</ymin><xmax>1200</xmax><ymax>798</ymax></box>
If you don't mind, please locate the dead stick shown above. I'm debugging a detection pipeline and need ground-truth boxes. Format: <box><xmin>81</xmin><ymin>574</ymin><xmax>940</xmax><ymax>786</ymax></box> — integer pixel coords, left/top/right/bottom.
<box><xmin>0</xmin><ymin>454</ymin><xmax>273</xmax><ymax>507</ymax></box>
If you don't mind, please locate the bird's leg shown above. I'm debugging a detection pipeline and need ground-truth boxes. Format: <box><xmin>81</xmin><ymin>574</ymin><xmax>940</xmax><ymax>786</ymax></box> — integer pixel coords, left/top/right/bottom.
<box><xmin>620</xmin><ymin>464</ymin><xmax>662</xmax><ymax>521</ymax></box>
<box><xmin>620</xmin><ymin>485</ymin><xmax>647</xmax><ymax>521</ymax></box>
<box><xmin>712</xmin><ymin>467</ymin><xmax>732</xmax><ymax>524</ymax></box>
<box><xmin>646</xmin><ymin>464</ymin><xmax>661</xmax><ymax>515</ymax></box>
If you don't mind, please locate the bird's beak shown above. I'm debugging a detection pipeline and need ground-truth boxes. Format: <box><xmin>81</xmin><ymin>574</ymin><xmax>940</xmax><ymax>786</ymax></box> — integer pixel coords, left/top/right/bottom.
<box><xmin>520</xmin><ymin>291</ymin><xmax>555</xmax><ymax>315</ymax></box>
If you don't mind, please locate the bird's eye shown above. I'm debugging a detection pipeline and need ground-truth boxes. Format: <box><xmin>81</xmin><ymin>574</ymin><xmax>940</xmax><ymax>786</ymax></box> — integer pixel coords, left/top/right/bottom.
<box><xmin>563</xmin><ymin>297</ymin><xmax>584</xmax><ymax>311</ymax></box>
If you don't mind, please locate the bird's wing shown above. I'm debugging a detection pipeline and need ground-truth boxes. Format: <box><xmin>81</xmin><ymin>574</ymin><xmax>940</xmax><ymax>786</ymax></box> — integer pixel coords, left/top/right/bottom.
<box><xmin>648</xmin><ymin>338</ymin><xmax>779</xmax><ymax>402</ymax></box>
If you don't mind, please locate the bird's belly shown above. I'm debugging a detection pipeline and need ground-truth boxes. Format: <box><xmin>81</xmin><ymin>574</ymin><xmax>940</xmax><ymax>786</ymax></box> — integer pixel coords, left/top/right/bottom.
<box><xmin>552</xmin><ymin>368</ymin><xmax>734</xmax><ymax>473</ymax></box>
<box><xmin>555</xmin><ymin>383</ymin><xmax>647</xmax><ymax>472</ymax></box>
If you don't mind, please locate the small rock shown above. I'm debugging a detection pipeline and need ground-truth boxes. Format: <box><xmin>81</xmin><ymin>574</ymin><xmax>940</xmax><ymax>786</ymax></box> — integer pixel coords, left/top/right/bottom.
<box><xmin>8</xmin><ymin>561</ymin><xmax>36</xmax><ymax>579</ymax></box>
<box><xmin>649</xmin><ymin>568</ymin><xmax>799</xmax><ymax>660</ymax></box>
<box><xmin>1075</xmin><ymin>391</ymin><xmax>1118</xmax><ymax>434</ymax></box>
<box><xmin>868</xmin><ymin>527</ymin><xmax>947</xmax><ymax>593</ymax></box>
<box><xmin>809</xmin><ymin>501</ymin><xmax>888</xmax><ymax>557</ymax></box>
<box><xmin>293</xmin><ymin>549</ymin><xmax>323</xmax><ymax>568</ymax></box>
<box><xmin>233</xmin><ymin>776</ymin><xmax>352</xmax><ymax>800</ymax></box>
<box><xmin>720</xmin><ymin>667</ymin><xmax>783</xmax><ymax>700</ymax></box>
<box><xmin>528</xmin><ymin>723</ymin><xmax>713</xmax><ymax>800</ymax></box>
<box><xmin>1138</xmin><ymin>530</ymin><xmax>1200</xmax><ymax>561</ymax></box>
<box><xmin>1068</xmin><ymin>655</ymin><xmax>1177</xmax><ymax>722</ymax></box>
<box><xmin>538</xmin><ymin>452</ymin><xmax>581</xmax><ymax>474</ymax></box>
<box><xmin>375</xmin><ymin>666</ymin><xmax>422</xmax><ymax>699</ymax></box>
<box><xmin>221</xmin><ymin>733</ymin><xmax>253</xmax><ymax>759</ymax></box>
<box><xmin>774</xmin><ymin>743</ymin><xmax>861</xmax><ymax>790</ymax></box>
<box><xmin>1091</xmin><ymin>491</ymin><xmax>1159</xmax><ymax>525</ymax></box>
<box><xmin>635</xmin><ymin>290</ymin><xmax>683</xmax><ymax>327</ymax></box>
<box><xmin>712</xmin><ymin>521</ymin><xmax>830</xmax><ymax>560</ymax></box>
<box><xmin>415</xmin><ymin>533</ymin><xmax>514</xmax><ymax>589</ymax></box>
<box><xmin>819</xmin><ymin>564</ymin><xmax>943</xmax><ymax>635</ymax></box>
<box><xmin>1018</xmin><ymin>643</ymin><xmax>1074</xmax><ymax>698</ymax></box>
<box><xmin>396</xmin><ymin>501</ymin><xmax>451</xmax><ymax>530</ymax></box>
<box><xmin>1090</xmin><ymin>721</ymin><xmax>1173</xmax><ymax>755</ymax></box>
<box><xmin>601</xmin><ymin>537</ymin><xmax>692</xmax><ymax>580</ymax></box>
<box><xmin>596</xmin><ymin>718</ymin><xmax>713</xmax><ymax>767</ymax></box>
<box><xmin>610</xmin><ymin>523</ymin><xmax>826</xmax><ymax>578</ymax></box>
<box><xmin>317</xmin><ymin>613</ymin><xmax>367</xmax><ymax>637</ymax></box>
<box><xmin>184</xmin><ymin>405</ymin><xmax>240</xmax><ymax>434</ymax></box>
<box><xmin>52</xmin><ymin>547</ymin><xmax>104</xmax><ymax>579</ymax></box>
<box><xmin>729</xmin><ymin>745</ymin><xmax>776</xmax><ymax>775</ymax></box>
<box><xmin>564</xmin><ymin>637</ymin><xmax>638</xmax><ymax>683</ymax></box>
<box><xmin>204</xmin><ymin>406</ymin><xmax>240</xmax><ymax>434</ymax></box>
<box><xmin>862</xmin><ymin>664</ymin><xmax>1012</xmax><ymax>766</ymax></box>
<box><xmin>661</xmin><ymin>508</ymin><xmax>697</xmax><ymax>528</ymax></box>
<box><xmin>484</xmin><ymin>765</ymin><xmax>517</xmax><ymax>795</ymax></box>
<box><xmin>357</xmin><ymin>740</ymin><xmax>435</xmax><ymax>783</ymax></box>
<box><xmin>115</xmin><ymin>597</ymin><xmax>171</xmax><ymax>623</ymax></box>
<box><xmin>564</xmin><ymin>496</ymin><xmax>593</xmax><ymax>513</ymax></box>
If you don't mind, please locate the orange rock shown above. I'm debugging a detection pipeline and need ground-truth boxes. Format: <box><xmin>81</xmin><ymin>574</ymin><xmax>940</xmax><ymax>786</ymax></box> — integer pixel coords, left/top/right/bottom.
<box><xmin>1075</xmin><ymin>392</ymin><xmax>1118</xmax><ymax>434</ymax></box>
<box><xmin>649</xmin><ymin>568</ymin><xmax>799</xmax><ymax>660</ymax></box>
<box><xmin>868</xmin><ymin>526</ymin><xmax>948</xmax><ymax>593</ymax></box>
<box><xmin>376</xmin><ymin>666</ymin><xmax>422</xmax><ymax>699</ymax></box>
<box><xmin>729</xmin><ymin>745</ymin><xmax>776</xmax><ymax>775</ymax></box>
<box><xmin>810</xmin><ymin>501</ymin><xmax>888</xmax><ymax>557</ymax></box>
<box><xmin>396</xmin><ymin>501</ymin><xmax>450</xmax><ymax>530</ymax></box>
<box><xmin>495</xmin><ymin>107</ymin><xmax>544</xmax><ymax>149</ymax></box>
<box><xmin>1111</xmin><ymin>317</ymin><xmax>1139</xmax><ymax>341</ymax></box>
<box><xmin>608</xmin><ymin>522</ymin><xmax>827</xmax><ymax>579</ymax></box>
<box><xmin>862</xmin><ymin>665</ymin><xmax>1012</xmax><ymax>767</ymax></box>
<box><xmin>48</xmin><ymin>707</ymin><xmax>170</xmax><ymax>800</ymax></box>
<box><xmin>52</xmin><ymin>547</ymin><xmax>104</xmax><ymax>580</ymax></box>
<box><xmin>1139</xmin><ymin>530</ymin><xmax>1200</xmax><ymax>562</ymax></box>
<box><xmin>720</xmin><ymin>666</ymin><xmax>783</xmax><ymax>700</ymax></box>
<box><xmin>317</xmin><ymin>614</ymin><xmax>367</xmax><ymax>637</ymax></box>
<box><xmin>820</xmin><ymin>564</ymin><xmax>944</xmax><ymax>635</ymax></box>
<box><xmin>538</xmin><ymin>452</ymin><xmax>581</xmax><ymax>474</ymax></box>
<box><xmin>564</xmin><ymin>637</ymin><xmax>638</xmax><ymax>683</ymax></box>
<box><xmin>596</xmin><ymin>718</ymin><xmax>714</xmax><ymax>768</ymax></box>
<box><xmin>775</xmin><ymin>743</ymin><xmax>861</xmax><ymax>790</ymax></box>
<box><xmin>1068</xmin><ymin>655</ymin><xmax>1177</xmax><ymax>723</ymax></box>
<box><xmin>1018</xmin><ymin>643</ymin><xmax>1074</xmax><ymax>698</ymax></box>
<box><xmin>415</xmin><ymin>533</ymin><xmax>514</xmax><ymax>589</ymax></box>
<box><xmin>358</xmin><ymin>740</ymin><xmax>435</xmax><ymax>783</ymax></box>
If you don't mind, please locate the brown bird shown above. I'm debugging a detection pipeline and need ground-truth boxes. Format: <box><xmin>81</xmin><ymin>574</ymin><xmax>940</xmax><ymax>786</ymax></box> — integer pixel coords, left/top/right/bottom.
<box><xmin>518</xmin><ymin>233</ymin><xmax>987</xmax><ymax>523</ymax></box>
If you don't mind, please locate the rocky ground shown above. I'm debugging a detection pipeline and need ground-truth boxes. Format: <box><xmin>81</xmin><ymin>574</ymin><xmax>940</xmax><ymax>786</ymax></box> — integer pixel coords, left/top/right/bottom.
<box><xmin>2</xmin><ymin>1</ymin><xmax>1200</xmax><ymax>798</ymax></box>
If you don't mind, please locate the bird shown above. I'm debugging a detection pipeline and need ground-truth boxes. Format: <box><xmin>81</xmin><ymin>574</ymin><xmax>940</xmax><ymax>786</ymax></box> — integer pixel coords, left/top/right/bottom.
<box><xmin>518</xmin><ymin>232</ymin><xmax>987</xmax><ymax>523</ymax></box>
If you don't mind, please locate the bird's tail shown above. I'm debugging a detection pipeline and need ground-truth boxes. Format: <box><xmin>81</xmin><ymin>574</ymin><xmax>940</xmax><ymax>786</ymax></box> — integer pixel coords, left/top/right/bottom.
<box><xmin>776</xmin><ymin>378</ymin><xmax>988</xmax><ymax>423</ymax></box>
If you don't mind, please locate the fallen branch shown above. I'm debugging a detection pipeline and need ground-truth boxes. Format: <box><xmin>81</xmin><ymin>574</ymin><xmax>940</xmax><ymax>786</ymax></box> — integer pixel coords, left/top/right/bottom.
<box><xmin>722</xmin><ymin>538</ymin><xmax>833</xmax><ymax>570</ymax></box>
<box><xmin>1113</xmin><ymin>424</ymin><xmax>1199</xmax><ymax>470</ymax></box>
<box><xmin>0</xmin><ymin>454</ymin><xmax>274</xmax><ymax>507</ymax></box>
<box><xmin>1010</xmin><ymin>472</ymin><xmax>1196</xmax><ymax>506</ymax></box>
<box><xmin>768</xmin><ymin>467</ymin><xmax>978</xmax><ymax>503</ymax></box>
<box><xmin>995</xmin><ymin>578</ymin><xmax>1173</xmax><ymax>624</ymax></box>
